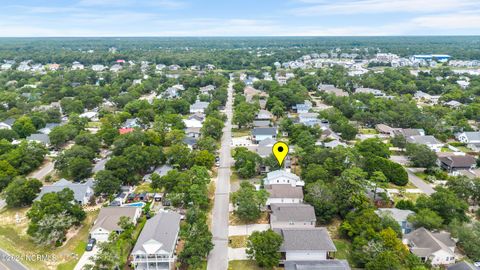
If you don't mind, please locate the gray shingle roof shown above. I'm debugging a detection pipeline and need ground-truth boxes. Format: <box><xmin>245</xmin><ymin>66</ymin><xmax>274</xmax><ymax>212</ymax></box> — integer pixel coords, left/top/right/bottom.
<box><xmin>404</xmin><ymin>228</ymin><xmax>455</xmax><ymax>258</ymax></box>
<box><xmin>26</xmin><ymin>133</ymin><xmax>51</xmax><ymax>145</ymax></box>
<box><xmin>375</xmin><ymin>208</ymin><xmax>414</xmax><ymax>222</ymax></box>
<box><xmin>36</xmin><ymin>178</ymin><xmax>94</xmax><ymax>203</ymax></box>
<box><xmin>284</xmin><ymin>260</ymin><xmax>351</xmax><ymax>270</ymax></box>
<box><xmin>280</xmin><ymin>228</ymin><xmax>336</xmax><ymax>251</ymax></box>
<box><xmin>407</xmin><ymin>135</ymin><xmax>442</xmax><ymax>145</ymax></box>
<box><xmin>252</xmin><ymin>127</ymin><xmax>277</xmax><ymax>136</ymax></box>
<box><xmin>447</xmin><ymin>261</ymin><xmax>479</xmax><ymax>270</ymax></box>
<box><xmin>92</xmin><ymin>207</ymin><xmax>139</xmax><ymax>232</ymax></box>
<box><xmin>439</xmin><ymin>155</ymin><xmax>476</xmax><ymax>168</ymax></box>
<box><xmin>132</xmin><ymin>211</ymin><xmax>181</xmax><ymax>255</ymax></box>
<box><xmin>270</xmin><ymin>203</ymin><xmax>316</xmax><ymax>223</ymax></box>
<box><xmin>265</xmin><ymin>185</ymin><xmax>303</xmax><ymax>199</ymax></box>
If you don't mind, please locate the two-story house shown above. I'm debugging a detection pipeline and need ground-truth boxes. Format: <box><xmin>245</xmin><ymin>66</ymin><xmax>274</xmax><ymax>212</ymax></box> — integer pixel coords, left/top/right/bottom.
<box><xmin>130</xmin><ymin>211</ymin><xmax>181</xmax><ymax>270</ymax></box>
<box><xmin>438</xmin><ymin>155</ymin><xmax>476</xmax><ymax>175</ymax></box>
<box><xmin>263</xmin><ymin>170</ymin><xmax>304</xmax><ymax>187</ymax></box>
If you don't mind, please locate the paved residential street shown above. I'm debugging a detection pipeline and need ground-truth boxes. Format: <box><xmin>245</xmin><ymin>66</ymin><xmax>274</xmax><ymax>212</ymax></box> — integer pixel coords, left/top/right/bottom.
<box><xmin>207</xmin><ymin>80</ymin><xmax>234</xmax><ymax>270</ymax></box>
<box><xmin>0</xmin><ymin>249</ymin><xmax>28</xmax><ymax>270</ymax></box>
<box><xmin>406</xmin><ymin>168</ymin><xmax>435</xmax><ymax>195</ymax></box>
<box><xmin>28</xmin><ymin>159</ymin><xmax>54</xmax><ymax>180</ymax></box>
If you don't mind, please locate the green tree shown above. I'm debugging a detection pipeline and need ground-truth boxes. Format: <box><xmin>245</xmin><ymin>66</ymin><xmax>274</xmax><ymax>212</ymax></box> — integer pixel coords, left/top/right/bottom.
<box><xmin>27</xmin><ymin>189</ymin><xmax>86</xmax><ymax>246</ymax></box>
<box><xmin>12</xmin><ymin>116</ymin><xmax>36</xmax><ymax>138</ymax></box>
<box><xmin>68</xmin><ymin>157</ymin><xmax>93</xmax><ymax>181</ymax></box>
<box><xmin>305</xmin><ymin>180</ymin><xmax>338</xmax><ymax>224</ymax></box>
<box><xmin>407</xmin><ymin>209</ymin><xmax>443</xmax><ymax>230</ymax></box>
<box><xmin>4</xmin><ymin>177</ymin><xmax>42</xmax><ymax>207</ymax></box>
<box><xmin>232</xmin><ymin>181</ymin><xmax>268</xmax><ymax>222</ymax></box>
<box><xmin>246</xmin><ymin>229</ymin><xmax>283</xmax><ymax>268</ymax></box>
<box><xmin>233</xmin><ymin>147</ymin><xmax>261</xmax><ymax>178</ymax></box>
<box><xmin>0</xmin><ymin>160</ymin><xmax>18</xmax><ymax>191</ymax></box>
<box><xmin>357</xmin><ymin>138</ymin><xmax>390</xmax><ymax>158</ymax></box>
<box><xmin>84</xmin><ymin>241</ymin><xmax>121</xmax><ymax>270</ymax></box>
<box><xmin>391</xmin><ymin>135</ymin><xmax>406</xmax><ymax>149</ymax></box>
<box><xmin>406</xmin><ymin>143</ymin><xmax>437</xmax><ymax>168</ymax></box>
<box><xmin>416</xmin><ymin>187</ymin><xmax>469</xmax><ymax>224</ymax></box>
<box><xmin>193</xmin><ymin>150</ymin><xmax>215</xmax><ymax>168</ymax></box>
<box><xmin>201</xmin><ymin>116</ymin><xmax>224</xmax><ymax>140</ymax></box>
<box><xmin>94</xmin><ymin>170</ymin><xmax>121</xmax><ymax>197</ymax></box>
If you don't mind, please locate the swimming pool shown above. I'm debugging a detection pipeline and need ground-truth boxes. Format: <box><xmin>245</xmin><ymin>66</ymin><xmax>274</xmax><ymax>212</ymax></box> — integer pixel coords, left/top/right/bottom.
<box><xmin>122</xmin><ymin>202</ymin><xmax>146</xmax><ymax>208</ymax></box>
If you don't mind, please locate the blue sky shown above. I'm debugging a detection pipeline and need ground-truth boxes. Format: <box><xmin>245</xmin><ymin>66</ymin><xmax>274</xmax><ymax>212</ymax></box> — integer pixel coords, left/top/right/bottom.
<box><xmin>1</xmin><ymin>0</ymin><xmax>480</xmax><ymax>36</ymax></box>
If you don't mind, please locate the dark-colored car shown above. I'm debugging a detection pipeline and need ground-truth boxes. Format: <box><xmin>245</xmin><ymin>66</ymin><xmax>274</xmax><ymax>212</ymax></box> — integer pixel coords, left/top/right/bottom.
<box><xmin>86</xmin><ymin>238</ymin><xmax>96</xmax><ymax>251</ymax></box>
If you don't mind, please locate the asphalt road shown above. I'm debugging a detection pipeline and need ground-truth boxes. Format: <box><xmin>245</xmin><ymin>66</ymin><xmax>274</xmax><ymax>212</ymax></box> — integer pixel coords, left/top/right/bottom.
<box><xmin>0</xmin><ymin>249</ymin><xmax>28</xmax><ymax>270</ymax></box>
<box><xmin>207</xmin><ymin>80</ymin><xmax>234</xmax><ymax>270</ymax></box>
<box><xmin>28</xmin><ymin>159</ymin><xmax>54</xmax><ymax>180</ymax></box>
<box><xmin>406</xmin><ymin>168</ymin><xmax>435</xmax><ymax>195</ymax></box>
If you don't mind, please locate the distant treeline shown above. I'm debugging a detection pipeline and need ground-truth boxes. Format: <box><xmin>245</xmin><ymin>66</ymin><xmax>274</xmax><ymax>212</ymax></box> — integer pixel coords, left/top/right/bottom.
<box><xmin>0</xmin><ymin>36</ymin><xmax>479</xmax><ymax>68</ymax></box>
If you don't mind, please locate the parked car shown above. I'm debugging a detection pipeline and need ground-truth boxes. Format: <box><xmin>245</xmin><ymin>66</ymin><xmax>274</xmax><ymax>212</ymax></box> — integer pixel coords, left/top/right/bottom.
<box><xmin>86</xmin><ymin>238</ymin><xmax>96</xmax><ymax>251</ymax></box>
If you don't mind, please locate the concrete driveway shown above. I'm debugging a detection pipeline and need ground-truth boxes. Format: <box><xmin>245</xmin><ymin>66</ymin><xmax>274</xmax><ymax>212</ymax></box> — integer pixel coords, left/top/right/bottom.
<box><xmin>229</xmin><ymin>224</ymin><xmax>270</xmax><ymax>236</ymax></box>
<box><xmin>74</xmin><ymin>245</ymin><xmax>99</xmax><ymax>270</ymax></box>
<box><xmin>228</xmin><ymin>248</ymin><xmax>248</xmax><ymax>261</ymax></box>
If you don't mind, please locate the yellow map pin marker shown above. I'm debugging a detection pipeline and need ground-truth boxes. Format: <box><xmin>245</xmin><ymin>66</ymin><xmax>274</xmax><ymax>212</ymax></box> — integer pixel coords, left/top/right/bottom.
<box><xmin>272</xmin><ymin>141</ymin><xmax>289</xmax><ymax>166</ymax></box>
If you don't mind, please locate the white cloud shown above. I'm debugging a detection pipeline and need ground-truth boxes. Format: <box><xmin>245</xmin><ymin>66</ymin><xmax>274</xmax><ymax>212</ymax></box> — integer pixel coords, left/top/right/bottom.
<box><xmin>291</xmin><ymin>0</ymin><xmax>480</xmax><ymax>15</ymax></box>
<box><xmin>412</xmin><ymin>13</ymin><xmax>480</xmax><ymax>29</ymax></box>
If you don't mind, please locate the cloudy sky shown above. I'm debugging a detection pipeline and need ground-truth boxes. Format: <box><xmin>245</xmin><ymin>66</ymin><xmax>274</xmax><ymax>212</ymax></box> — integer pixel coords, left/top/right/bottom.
<box><xmin>1</xmin><ymin>0</ymin><xmax>480</xmax><ymax>36</ymax></box>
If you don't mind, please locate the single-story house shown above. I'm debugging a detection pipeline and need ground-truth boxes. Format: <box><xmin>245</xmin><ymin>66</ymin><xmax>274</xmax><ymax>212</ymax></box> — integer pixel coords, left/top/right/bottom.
<box><xmin>36</xmin><ymin>178</ymin><xmax>95</xmax><ymax>205</ymax></box>
<box><xmin>264</xmin><ymin>170</ymin><xmax>304</xmax><ymax>187</ymax></box>
<box><xmin>130</xmin><ymin>211</ymin><xmax>181</xmax><ymax>270</ymax></box>
<box><xmin>189</xmin><ymin>100</ymin><xmax>209</xmax><ymax>114</ymax></box>
<box><xmin>403</xmin><ymin>227</ymin><xmax>456</xmax><ymax>266</ymax></box>
<box><xmin>183</xmin><ymin>114</ymin><xmax>204</xmax><ymax>128</ymax></box>
<box><xmin>265</xmin><ymin>184</ymin><xmax>303</xmax><ymax>206</ymax></box>
<box><xmin>90</xmin><ymin>207</ymin><xmax>141</xmax><ymax>242</ymax></box>
<box><xmin>270</xmin><ymin>203</ymin><xmax>316</xmax><ymax>229</ymax></box>
<box><xmin>394</xmin><ymin>128</ymin><xmax>425</xmax><ymax>137</ymax></box>
<box><xmin>375</xmin><ymin>124</ymin><xmax>395</xmax><ymax>136</ymax></box>
<box><xmin>252</xmin><ymin>127</ymin><xmax>277</xmax><ymax>144</ymax></box>
<box><xmin>375</xmin><ymin>208</ymin><xmax>415</xmax><ymax>234</ymax></box>
<box><xmin>438</xmin><ymin>155</ymin><xmax>476</xmax><ymax>175</ymax></box>
<box><xmin>407</xmin><ymin>135</ymin><xmax>443</xmax><ymax>152</ymax></box>
<box><xmin>279</xmin><ymin>227</ymin><xmax>336</xmax><ymax>262</ymax></box>
<box><xmin>317</xmin><ymin>84</ymin><xmax>349</xmax><ymax>97</ymax></box>
<box><xmin>26</xmin><ymin>133</ymin><xmax>51</xmax><ymax>146</ymax></box>
<box><xmin>123</xmin><ymin>118</ymin><xmax>142</xmax><ymax>129</ymax></box>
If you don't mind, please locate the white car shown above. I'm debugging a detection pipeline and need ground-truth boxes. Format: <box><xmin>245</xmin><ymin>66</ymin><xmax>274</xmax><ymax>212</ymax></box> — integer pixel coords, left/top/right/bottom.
<box><xmin>474</xmin><ymin>262</ymin><xmax>480</xmax><ymax>267</ymax></box>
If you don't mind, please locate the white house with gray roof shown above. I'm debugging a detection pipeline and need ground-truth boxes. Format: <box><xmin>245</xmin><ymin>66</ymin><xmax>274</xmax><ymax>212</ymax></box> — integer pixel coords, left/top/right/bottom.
<box><xmin>456</xmin><ymin>131</ymin><xmax>480</xmax><ymax>151</ymax></box>
<box><xmin>264</xmin><ymin>170</ymin><xmax>304</xmax><ymax>187</ymax></box>
<box><xmin>90</xmin><ymin>207</ymin><xmax>141</xmax><ymax>242</ymax></box>
<box><xmin>189</xmin><ymin>100</ymin><xmax>209</xmax><ymax>114</ymax></box>
<box><xmin>270</xmin><ymin>204</ymin><xmax>316</xmax><ymax>229</ymax></box>
<box><xmin>279</xmin><ymin>227</ymin><xmax>336</xmax><ymax>262</ymax></box>
<box><xmin>403</xmin><ymin>227</ymin><xmax>457</xmax><ymax>266</ymax></box>
<box><xmin>407</xmin><ymin>135</ymin><xmax>443</xmax><ymax>152</ymax></box>
<box><xmin>131</xmin><ymin>211</ymin><xmax>181</xmax><ymax>270</ymax></box>
<box><xmin>284</xmin><ymin>260</ymin><xmax>351</xmax><ymax>270</ymax></box>
<box><xmin>35</xmin><ymin>179</ymin><xmax>94</xmax><ymax>205</ymax></box>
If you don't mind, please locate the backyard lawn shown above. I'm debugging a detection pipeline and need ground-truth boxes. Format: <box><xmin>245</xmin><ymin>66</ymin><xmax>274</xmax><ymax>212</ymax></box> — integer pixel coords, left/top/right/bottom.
<box><xmin>232</xmin><ymin>128</ymin><xmax>251</xmax><ymax>138</ymax></box>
